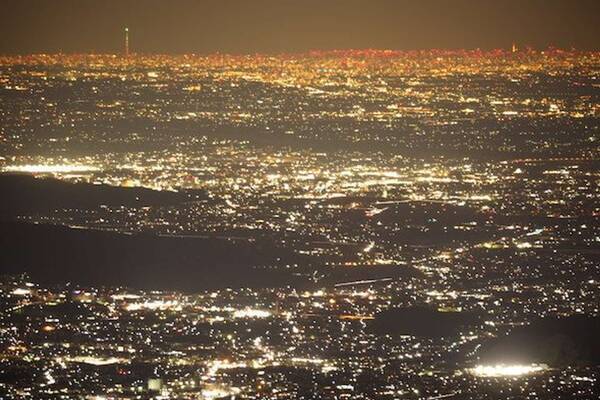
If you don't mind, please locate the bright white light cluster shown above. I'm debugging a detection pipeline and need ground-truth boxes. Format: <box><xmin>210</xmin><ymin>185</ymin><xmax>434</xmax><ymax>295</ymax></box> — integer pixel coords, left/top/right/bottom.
<box><xmin>470</xmin><ymin>364</ymin><xmax>548</xmax><ymax>377</ymax></box>
<box><xmin>232</xmin><ymin>309</ymin><xmax>271</xmax><ymax>318</ymax></box>
<box><xmin>3</xmin><ymin>164</ymin><xmax>99</xmax><ymax>173</ymax></box>
<box><xmin>11</xmin><ymin>288</ymin><xmax>31</xmax><ymax>296</ymax></box>
<box><xmin>63</xmin><ymin>356</ymin><xmax>126</xmax><ymax>366</ymax></box>
<box><xmin>124</xmin><ymin>300</ymin><xmax>180</xmax><ymax>311</ymax></box>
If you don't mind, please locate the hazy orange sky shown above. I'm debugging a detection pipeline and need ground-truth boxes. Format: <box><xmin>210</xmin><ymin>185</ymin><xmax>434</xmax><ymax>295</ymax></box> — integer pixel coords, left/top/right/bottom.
<box><xmin>1</xmin><ymin>0</ymin><xmax>599</xmax><ymax>54</ymax></box>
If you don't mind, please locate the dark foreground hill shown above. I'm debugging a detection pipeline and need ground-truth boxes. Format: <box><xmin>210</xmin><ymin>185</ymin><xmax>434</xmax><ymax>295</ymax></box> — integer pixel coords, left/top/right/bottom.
<box><xmin>477</xmin><ymin>315</ymin><xmax>600</xmax><ymax>366</ymax></box>
<box><xmin>0</xmin><ymin>221</ymin><xmax>304</xmax><ymax>291</ymax></box>
<box><xmin>0</xmin><ymin>173</ymin><xmax>206</xmax><ymax>218</ymax></box>
<box><xmin>368</xmin><ymin>307</ymin><xmax>480</xmax><ymax>338</ymax></box>
<box><xmin>0</xmin><ymin>221</ymin><xmax>423</xmax><ymax>292</ymax></box>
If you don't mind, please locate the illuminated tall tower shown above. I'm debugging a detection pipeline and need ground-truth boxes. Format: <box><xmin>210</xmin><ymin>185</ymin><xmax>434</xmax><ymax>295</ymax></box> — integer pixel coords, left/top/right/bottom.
<box><xmin>512</xmin><ymin>42</ymin><xmax>517</xmax><ymax>53</ymax></box>
<box><xmin>124</xmin><ymin>27</ymin><xmax>129</xmax><ymax>57</ymax></box>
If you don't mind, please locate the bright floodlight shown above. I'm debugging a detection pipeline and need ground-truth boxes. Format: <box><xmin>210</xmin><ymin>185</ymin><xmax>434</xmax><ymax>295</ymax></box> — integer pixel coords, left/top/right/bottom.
<box><xmin>469</xmin><ymin>364</ymin><xmax>548</xmax><ymax>377</ymax></box>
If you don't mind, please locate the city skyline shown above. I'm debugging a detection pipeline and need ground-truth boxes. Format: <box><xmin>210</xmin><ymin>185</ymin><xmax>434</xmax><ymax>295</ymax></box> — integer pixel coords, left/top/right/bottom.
<box><xmin>0</xmin><ymin>2</ymin><xmax>598</xmax><ymax>399</ymax></box>
<box><xmin>1</xmin><ymin>0</ymin><xmax>600</xmax><ymax>54</ymax></box>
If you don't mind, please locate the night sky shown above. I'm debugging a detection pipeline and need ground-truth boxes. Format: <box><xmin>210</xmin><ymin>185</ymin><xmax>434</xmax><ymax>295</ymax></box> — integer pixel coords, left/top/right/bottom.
<box><xmin>1</xmin><ymin>0</ymin><xmax>599</xmax><ymax>54</ymax></box>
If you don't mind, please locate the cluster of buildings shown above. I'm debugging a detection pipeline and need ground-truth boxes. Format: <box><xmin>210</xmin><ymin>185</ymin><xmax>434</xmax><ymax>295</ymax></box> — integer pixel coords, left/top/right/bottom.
<box><xmin>1</xmin><ymin>274</ymin><xmax>598</xmax><ymax>399</ymax></box>
<box><xmin>0</xmin><ymin>50</ymin><xmax>598</xmax><ymax>398</ymax></box>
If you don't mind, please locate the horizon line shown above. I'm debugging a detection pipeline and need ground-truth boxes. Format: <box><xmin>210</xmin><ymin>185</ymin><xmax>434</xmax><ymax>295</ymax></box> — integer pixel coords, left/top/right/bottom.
<box><xmin>0</xmin><ymin>47</ymin><xmax>597</xmax><ymax>58</ymax></box>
